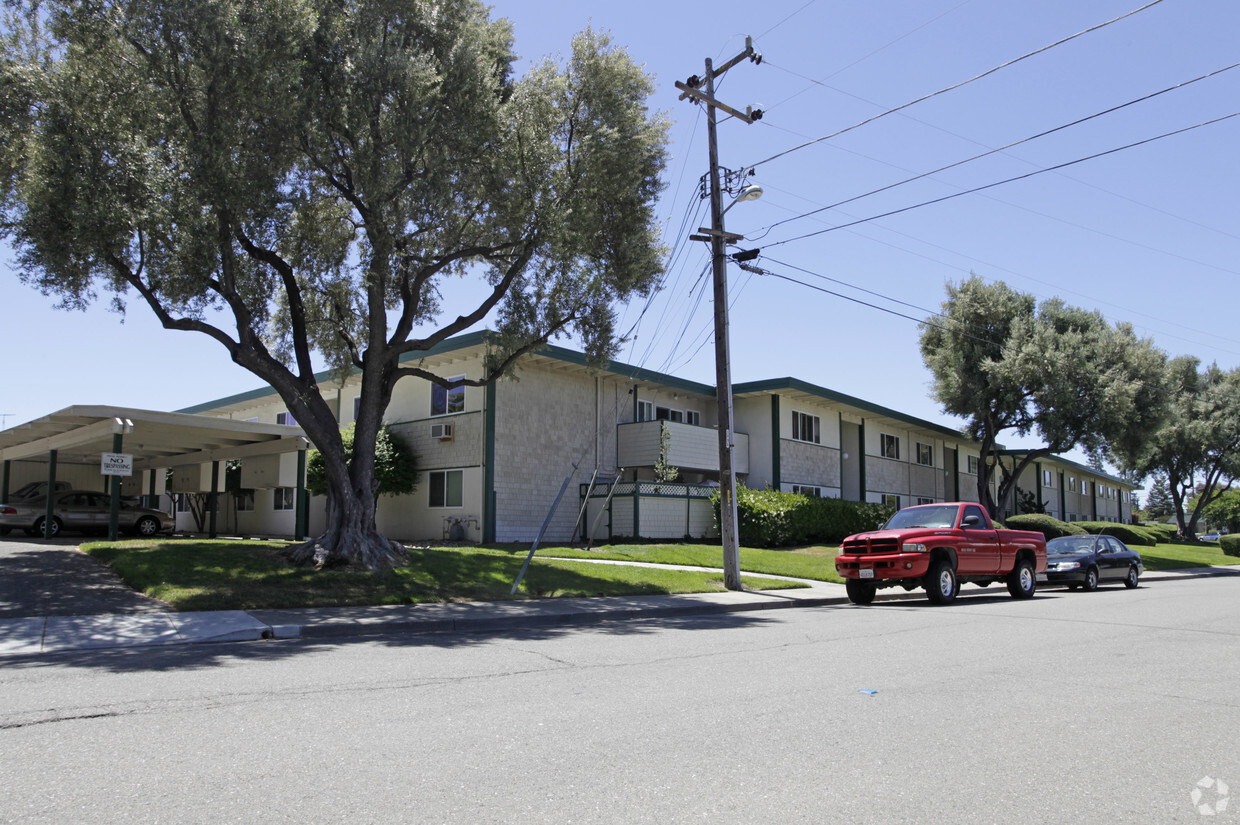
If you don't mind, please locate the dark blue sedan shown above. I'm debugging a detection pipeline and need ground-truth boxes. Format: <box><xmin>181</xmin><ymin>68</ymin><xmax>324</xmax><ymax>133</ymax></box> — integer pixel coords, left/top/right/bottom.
<box><xmin>1044</xmin><ymin>535</ymin><xmax>1144</xmax><ymax>591</ymax></box>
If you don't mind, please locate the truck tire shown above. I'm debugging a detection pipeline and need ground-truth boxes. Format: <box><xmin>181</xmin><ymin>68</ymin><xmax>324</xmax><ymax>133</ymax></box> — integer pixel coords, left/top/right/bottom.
<box><xmin>925</xmin><ymin>559</ymin><xmax>958</xmax><ymax>605</ymax></box>
<box><xmin>1006</xmin><ymin>557</ymin><xmax>1036</xmax><ymax>599</ymax></box>
<box><xmin>846</xmin><ymin>579</ymin><xmax>877</xmax><ymax>605</ymax></box>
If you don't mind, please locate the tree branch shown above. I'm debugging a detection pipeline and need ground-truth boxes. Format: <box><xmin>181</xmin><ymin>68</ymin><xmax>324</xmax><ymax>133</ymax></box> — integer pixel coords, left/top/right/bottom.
<box><xmin>230</xmin><ymin>219</ymin><xmax>316</xmax><ymax>379</ymax></box>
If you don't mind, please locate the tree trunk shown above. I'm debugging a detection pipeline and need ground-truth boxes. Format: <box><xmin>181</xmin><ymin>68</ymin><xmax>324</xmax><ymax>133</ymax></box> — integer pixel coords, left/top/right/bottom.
<box><xmin>285</xmin><ymin>479</ymin><xmax>407</xmax><ymax>569</ymax></box>
<box><xmin>284</xmin><ymin>389</ymin><xmax>407</xmax><ymax>570</ymax></box>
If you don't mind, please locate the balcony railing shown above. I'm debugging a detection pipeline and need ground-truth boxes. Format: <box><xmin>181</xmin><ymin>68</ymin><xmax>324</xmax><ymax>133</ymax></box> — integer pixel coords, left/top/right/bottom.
<box><xmin>616</xmin><ymin>420</ymin><xmax>749</xmax><ymax>475</ymax></box>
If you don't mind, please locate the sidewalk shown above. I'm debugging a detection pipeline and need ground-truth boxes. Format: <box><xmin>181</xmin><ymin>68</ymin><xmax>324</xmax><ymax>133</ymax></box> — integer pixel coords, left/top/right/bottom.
<box><xmin>1</xmin><ymin>567</ymin><xmax>1235</xmax><ymax>657</ymax></box>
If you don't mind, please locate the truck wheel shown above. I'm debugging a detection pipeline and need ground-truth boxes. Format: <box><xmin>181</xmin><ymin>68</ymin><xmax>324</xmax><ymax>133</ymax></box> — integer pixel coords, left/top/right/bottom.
<box><xmin>846</xmin><ymin>579</ymin><xmax>877</xmax><ymax>605</ymax></box>
<box><xmin>1006</xmin><ymin>557</ymin><xmax>1036</xmax><ymax>599</ymax></box>
<box><xmin>925</xmin><ymin>559</ymin><xmax>958</xmax><ymax>605</ymax></box>
<box><xmin>1082</xmin><ymin>566</ymin><xmax>1099</xmax><ymax>592</ymax></box>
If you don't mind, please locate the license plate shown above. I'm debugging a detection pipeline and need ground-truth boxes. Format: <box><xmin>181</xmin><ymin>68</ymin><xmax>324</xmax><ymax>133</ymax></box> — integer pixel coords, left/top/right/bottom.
<box><xmin>859</xmin><ymin>569</ymin><xmax>875</xmax><ymax>579</ymax></box>
<box><xmin>1036</xmin><ymin>573</ymin><xmax>1048</xmax><ymax>582</ymax></box>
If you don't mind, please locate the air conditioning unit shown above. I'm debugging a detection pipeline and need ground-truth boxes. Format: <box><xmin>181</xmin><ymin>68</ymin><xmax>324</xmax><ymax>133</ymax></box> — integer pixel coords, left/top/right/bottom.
<box><xmin>430</xmin><ymin>423</ymin><xmax>454</xmax><ymax>441</ymax></box>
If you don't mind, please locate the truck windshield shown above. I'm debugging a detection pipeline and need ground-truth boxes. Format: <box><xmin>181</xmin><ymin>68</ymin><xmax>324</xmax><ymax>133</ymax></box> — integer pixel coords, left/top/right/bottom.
<box><xmin>883</xmin><ymin>505</ymin><xmax>960</xmax><ymax>530</ymax></box>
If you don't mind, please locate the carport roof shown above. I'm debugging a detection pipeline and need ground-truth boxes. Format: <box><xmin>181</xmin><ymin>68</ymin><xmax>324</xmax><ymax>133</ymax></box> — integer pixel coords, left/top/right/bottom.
<box><xmin>0</xmin><ymin>405</ymin><xmax>308</xmax><ymax>472</ymax></box>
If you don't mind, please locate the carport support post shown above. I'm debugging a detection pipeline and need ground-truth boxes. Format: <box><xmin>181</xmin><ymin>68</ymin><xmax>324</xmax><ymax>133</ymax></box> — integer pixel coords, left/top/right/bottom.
<box><xmin>295</xmin><ymin>448</ymin><xmax>307</xmax><ymax>541</ymax></box>
<box><xmin>208</xmin><ymin>461</ymin><xmax>219</xmax><ymax>539</ymax></box>
<box><xmin>108</xmin><ymin>433</ymin><xmax>123</xmax><ymax>541</ymax></box>
<box><xmin>1</xmin><ymin>460</ymin><xmax>9</xmax><ymax>504</ymax></box>
<box><xmin>43</xmin><ymin>450</ymin><xmax>57</xmax><ymax>539</ymax></box>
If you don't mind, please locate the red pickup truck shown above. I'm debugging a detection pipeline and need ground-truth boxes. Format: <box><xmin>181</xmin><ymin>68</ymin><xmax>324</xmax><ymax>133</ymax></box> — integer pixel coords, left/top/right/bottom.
<box><xmin>835</xmin><ymin>502</ymin><xmax>1047</xmax><ymax>605</ymax></box>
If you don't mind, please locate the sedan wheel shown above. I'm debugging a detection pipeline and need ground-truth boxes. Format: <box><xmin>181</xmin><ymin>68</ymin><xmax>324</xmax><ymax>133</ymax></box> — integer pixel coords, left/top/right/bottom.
<box><xmin>1082</xmin><ymin>566</ymin><xmax>1099</xmax><ymax>592</ymax></box>
<box><xmin>33</xmin><ymin>517</ymin><xmax>61</xmax><ymax>538</ymax></box>
<box><xmin>1124</xmin><ymin>565</ymin><xmax>1140</xmax><ymax>589</ymax></box>
<box><xmin>133</xmin><ymin>516</ymin><xmax>160</xmax><ymax>537</ymax></box>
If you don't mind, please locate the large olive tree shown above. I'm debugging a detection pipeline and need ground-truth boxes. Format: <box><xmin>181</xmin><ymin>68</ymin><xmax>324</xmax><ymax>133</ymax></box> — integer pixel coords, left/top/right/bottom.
<box><xmin>920</xmin><ymin>276</ymin><xmax>1168</xmax><ymax>518</ymax></box>
<box><xmin>0</xmin><ymin>1</ymin><xmax>669</xmax><ymax>568</ymax></box>
<box><xmin>1114</xmin><ymin>358</ymin><xmax>1240</xmax><ymax>538</ymax></box>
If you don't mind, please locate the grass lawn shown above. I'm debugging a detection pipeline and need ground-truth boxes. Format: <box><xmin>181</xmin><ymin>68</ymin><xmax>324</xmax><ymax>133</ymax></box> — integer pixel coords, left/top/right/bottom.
<box><xmin>496</xmin><ymin>543</ymin><xmax>842</xmax><ymax>582</ymax></box>
<box><xmin>81</xmin><ymin>539</ymin><xmax>815</xmax><ymax>612</ymax></box>
<box><xmin>1135</xmin><ymin>540</ymin><xmax>1240</xmax><ymax>571</ymax></box>
<box><xmin>81</xmin><ymin>534</ymin><xmax>1234</xmax><ymax>613</ymax></box>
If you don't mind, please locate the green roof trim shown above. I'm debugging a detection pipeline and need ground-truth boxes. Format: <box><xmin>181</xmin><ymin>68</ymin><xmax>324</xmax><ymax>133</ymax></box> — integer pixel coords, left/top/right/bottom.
<box><xmin>177</xmin><ymin>330</ymin><xmax>494</xmax><ymax>413</ymax></box>
<box><xmin>733</xmin><ymin>377</ymin><xmax>969</xmax><ymax>442</ymax></box>
<box><xmin>177</xmin><ymin>331</ymin><xmax>715</xmax><ymax>414</ymax></box>
<box><xmin>999</xmin><ymin>450</ymin><xmax>1134</xmax><ymax>488</ymax></box>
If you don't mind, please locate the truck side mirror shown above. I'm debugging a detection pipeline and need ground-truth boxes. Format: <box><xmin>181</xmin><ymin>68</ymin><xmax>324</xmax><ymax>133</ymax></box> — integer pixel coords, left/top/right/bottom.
<box><xmin>961</xmin><ymin>515</ymin><xmax>980</xmax><ymax>528</ymax></box>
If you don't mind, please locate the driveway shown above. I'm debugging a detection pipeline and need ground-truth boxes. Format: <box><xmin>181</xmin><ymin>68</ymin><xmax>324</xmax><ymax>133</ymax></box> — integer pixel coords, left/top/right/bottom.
<box><xmin>0</xmin><ymin>536</ymin><xmax>168</xmax><ymax>618</ymax></box>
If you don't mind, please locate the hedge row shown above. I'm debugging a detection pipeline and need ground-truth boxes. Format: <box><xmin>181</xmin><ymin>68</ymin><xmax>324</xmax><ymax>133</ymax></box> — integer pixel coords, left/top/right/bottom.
<box><xmin>1141</xmin><ymin>522</ymin><xmax>1179</xmax><ymax>541</ymax></box>
<box><xmin>1002</xmin><ymin>514</ymin><xmax>1086</xmax><ymax>540</ymax></box>
<box><xmin>1220</xmin><ymin>535</ymin><xmax>1240</xmax><ymax>557</ymax></box>
<box><xmin>1074</xmin><ymin>521</ymin><xmax>1158</xmax><ymax>547</ymax></box>
<box><xmin>722</xmin><ymin>487</ymin><xmax>895</xmax><ymax>548</ymax></box>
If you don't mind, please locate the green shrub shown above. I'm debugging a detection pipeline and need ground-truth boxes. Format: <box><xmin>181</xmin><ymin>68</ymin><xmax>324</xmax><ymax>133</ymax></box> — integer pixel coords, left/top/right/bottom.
<box><xmin>722</xmin><ymin>487</ymin><xmax>894</xmax><ymax>548</ymax></box>
<box><xmin>1075</xmin><ymin>521</ymin><xmax>1156</xmax><ymax>547</ymax></box>
<box><xmin>1142</xmin><ymin>522</ymin><xmax>1178</xmax><ymax>541</ymax></box>
<box><xmin>1003</xmin><ymin>513</ymin><xmax>1086</xmax><ymax>540</ymax></box>
<box><xmin>1220</xmin><ymin>535</ymin><xmax>1240</xmax><ymax>557</ymax></box>
<box><xmin>1123</xmin><ymin>524</ymin><xmax>1163</xmax><ymax>545</ymax></box>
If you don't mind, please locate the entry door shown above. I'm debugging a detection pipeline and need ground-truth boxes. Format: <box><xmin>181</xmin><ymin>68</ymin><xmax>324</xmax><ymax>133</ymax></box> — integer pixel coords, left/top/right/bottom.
<box><xmin>840</xmin><ymin>422</ymin><xmax>861</xmax><ymax>501</ymax></box>
<box><xmin>958</xmin><ymin>504</ymin><xmax>1000</xmax><ymax>575</ymax></box>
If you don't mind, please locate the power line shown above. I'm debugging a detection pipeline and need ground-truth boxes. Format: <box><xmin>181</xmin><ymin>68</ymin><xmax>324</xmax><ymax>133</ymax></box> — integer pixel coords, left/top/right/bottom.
<box><xmin>747</xmin><ymin>0</ymin><xmax>1168</xmax><ymax>171</ymax></box>
<box><xmin>753</xmin><ymin>61</ymin><xmax>1240</xmax><ymax>238</ymax></box>
<box><xmin>765</xmin><ymin>111</ymin><xmax>1240</xmax><ymax>248</ymax></box>
<box><xmin>761</xmin><ymin>0</ymin><xmax>976</xmax><ymax>114</ymax></box>
<box><xmin>748</xmin><ymin>259</ymin><xmax>1189</xmax><ymax>398</ymax></box>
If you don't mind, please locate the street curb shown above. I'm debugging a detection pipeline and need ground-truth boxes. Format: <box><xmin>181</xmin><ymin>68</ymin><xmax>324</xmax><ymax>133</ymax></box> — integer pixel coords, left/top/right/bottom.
<box><xmin>254</xmin><ymin>569</ymin><xmax>1239</xmax><ymax>642</ymax></box>
<box><xmin>254</xmin><ymin>591</ymin><xmax>854</xmax><ymax>641</ymax></box>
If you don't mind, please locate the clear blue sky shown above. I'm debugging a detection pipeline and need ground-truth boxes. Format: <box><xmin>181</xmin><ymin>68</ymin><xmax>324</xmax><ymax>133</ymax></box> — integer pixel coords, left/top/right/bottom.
<box><xmin>3</xmin><ymin>0</ymin><xmax>1237</xmax><ymax>495</ymax></box>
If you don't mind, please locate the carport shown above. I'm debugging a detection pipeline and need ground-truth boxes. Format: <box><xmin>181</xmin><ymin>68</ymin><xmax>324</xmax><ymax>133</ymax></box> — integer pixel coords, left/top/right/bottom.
<box><xmin>0</xmin><ymin>405</ymin><xmax>309</xmax><ymax>541</ymax></box>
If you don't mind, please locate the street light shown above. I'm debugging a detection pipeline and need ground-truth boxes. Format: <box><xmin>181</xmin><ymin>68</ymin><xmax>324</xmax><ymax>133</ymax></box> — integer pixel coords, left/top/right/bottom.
<box><xmin>722</xmin><ymin>184</ymin><xmax>763</xmax><ymax>216</ymax></box>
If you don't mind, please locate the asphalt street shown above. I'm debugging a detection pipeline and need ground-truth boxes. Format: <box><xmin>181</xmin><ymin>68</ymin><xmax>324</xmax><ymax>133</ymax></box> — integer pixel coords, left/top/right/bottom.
<box><xmin>1</xmin><ymin>575</ymin><xmax>1237</xmax><ymax>824</ymax></box>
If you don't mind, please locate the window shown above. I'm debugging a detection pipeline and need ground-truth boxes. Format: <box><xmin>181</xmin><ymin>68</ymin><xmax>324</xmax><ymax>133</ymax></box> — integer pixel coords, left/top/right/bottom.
<box><xmin>880</xmin><ymin>433</ymin><xmax>900</xmax><ymax>460</ymax></box>
<box><xmin>235</xmin><ymin>490</ymin><xmax>255</xmax><ymax>512</ymax></box>
<box><xmin>1069</xmin><ymin>476</ymin><xmax>1077</xmax><ymax>492</ymax></box>
<box><xmin>655</xmin><ymin>406</ymin><xmax>684</xmax><ymax>423</ymax></box>
<box><xmin>916</xmin><ymin>442</ymin><xmax>933</xmax><ymax>466</ymax></box>
<box><xmin>636</xmin><ymin>400</ymin><xmax>654</xmax><ymax>422</ymax></box>
<box><xmin>431</xmin><ymin>376</ymin><xmax>466</xmax><ymax>416</ymax></box>
<box><xmin>791</xmin><ymin>411</ymin><xmax>820</xmax><ymax>444</ymax></box>
<box><xmin>273</xmin><ymin>488</ymin><xmax>295</xmax><ymax>511</ymax></box>
<box><xmin>176</xmin><ymin>495</ymin><xmax>191</xmax><ymax>513</ymax></box>
<box><xmin>429</xmin><ymin>470</ymin><xmax>464</xmax><ymax>508</ymax></box>
<box><xmin>881</xmin><ymin>494</ymin><xmax>901</xmax><ymax>509</ymax></box>
<box><xmin>1043</xmin><ymin>469</ymin><xmax>1053</xmax><ymax>487</ymax></box>
<box><xmin>791</xmin><ymin>484</ymin><xmax>822</xmax><ymax>498</ymax></box>
<box><xmin>967</xmin><ymin>455</ymin><xmax>980</xmax><ymax>475</ymax></box>
<box><xmin>276</xmin><ymin>411</ymin><xmax>296</xmax><ymax>426</ymax></box>
<box><xmin>962</xmin><ymin>504</ymin><xmax>988</xmax><ymax>529</ymax></box>
<box><xmin>685</xmin><ymin>410</ymin><xmax>701</xmax><ymax>426</ymax></box>
<box><xmin>917</xmin><ymin>497</ymin><xmax>934</xmax><ymax>506</ymax></box>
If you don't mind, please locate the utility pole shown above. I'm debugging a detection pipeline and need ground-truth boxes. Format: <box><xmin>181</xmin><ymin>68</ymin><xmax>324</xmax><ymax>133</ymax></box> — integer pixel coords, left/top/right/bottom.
<box><xmin>677</xmin><ymin>38</ymin><xmax>763</xmax><ymax>591</ymax></box>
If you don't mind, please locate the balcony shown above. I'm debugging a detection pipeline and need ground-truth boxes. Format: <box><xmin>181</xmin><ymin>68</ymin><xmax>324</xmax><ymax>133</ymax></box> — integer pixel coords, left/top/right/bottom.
<box><xmin>616</xmin><ymin>421</ymin><xmax>749</xmax><ymax>475</ymax></box>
